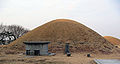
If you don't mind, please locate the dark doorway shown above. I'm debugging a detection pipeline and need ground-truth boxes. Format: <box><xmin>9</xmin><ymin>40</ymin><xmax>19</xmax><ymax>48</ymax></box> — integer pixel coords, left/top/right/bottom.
<box><xmin>26</xmin><ymin>50</ymin><xmax>30</xmax><ymax>55</ymax></box>
<box><xmin>34</xmin><ymin>50</ymin><xmax>40</xmax><ymax>55</ymax></box>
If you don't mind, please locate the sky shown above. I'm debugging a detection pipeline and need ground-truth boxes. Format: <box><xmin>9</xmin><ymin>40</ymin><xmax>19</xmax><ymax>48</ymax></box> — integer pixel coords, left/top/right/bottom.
<box><xmin>0</xmin><ymin>0</ymin><xmax>120</xmax><ymax>38</ymax></box>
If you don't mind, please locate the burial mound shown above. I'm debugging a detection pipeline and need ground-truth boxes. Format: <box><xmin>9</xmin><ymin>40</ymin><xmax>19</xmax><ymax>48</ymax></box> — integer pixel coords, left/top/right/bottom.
<box><xmin>8</xmin><ymin>19</ymin><xmax>115</xmax><ymax>53</ymax></box>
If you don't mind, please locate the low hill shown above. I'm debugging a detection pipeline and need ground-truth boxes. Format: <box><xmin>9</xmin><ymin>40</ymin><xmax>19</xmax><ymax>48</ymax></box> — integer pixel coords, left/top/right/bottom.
<box><xmin>104</xmin><ymin>36</ymin><xmax>120</xmax><ymax>45</ymax></box>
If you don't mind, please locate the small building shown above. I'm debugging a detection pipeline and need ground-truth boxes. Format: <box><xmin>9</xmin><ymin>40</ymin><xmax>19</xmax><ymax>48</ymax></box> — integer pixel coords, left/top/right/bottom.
<box><xmin>23</xmin><ymin>41</ymin><xmax>50</xmax><ymax>56</ymax></box>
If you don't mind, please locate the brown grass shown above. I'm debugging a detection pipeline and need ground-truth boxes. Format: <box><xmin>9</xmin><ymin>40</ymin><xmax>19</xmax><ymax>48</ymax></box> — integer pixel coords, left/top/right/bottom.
<box><xmin>7</xmin><ymin>19</ymin><xmax>116</xmax><ymax>53</ymax></box>
<box><xmin>1</xmin><ymin>53</ymin><xmax>120</xmax><ymax>64</ymax></box>
<box><xmin>104</xmin><ymin>36</ymin><xmax>120</xmax><ymax>45</ymax></box>
<box><xmin>0</xmin><ymin>54</ymin><xmax>66</xmax><ymax>64</ymax></box>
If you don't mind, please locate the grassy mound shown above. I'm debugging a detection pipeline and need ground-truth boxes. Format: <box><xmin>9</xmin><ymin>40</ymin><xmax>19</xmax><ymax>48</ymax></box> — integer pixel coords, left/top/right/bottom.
<box><xmin>7</xmin><ymin>19</ymin><xmax>115</xmax><ymax>53</ymax></box>
<box><xmin>104</xmin><ymin>36</ymin><xmax>120</xmax><ymax>45</ymax></box>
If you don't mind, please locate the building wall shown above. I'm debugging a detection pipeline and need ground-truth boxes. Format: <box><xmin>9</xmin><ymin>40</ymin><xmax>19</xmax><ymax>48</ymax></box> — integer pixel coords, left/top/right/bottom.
<box><xmin>25</xmin><ymin>44</ymin><xmax>48</xmax><ymax>55</ymax></box>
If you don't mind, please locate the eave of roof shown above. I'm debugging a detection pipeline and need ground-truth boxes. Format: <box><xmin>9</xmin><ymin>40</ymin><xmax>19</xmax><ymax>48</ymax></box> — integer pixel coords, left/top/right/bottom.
<box><xmin>23</xmin><ymin>41</ymin><xmax>50</xmax><ymax>44</ymax></box>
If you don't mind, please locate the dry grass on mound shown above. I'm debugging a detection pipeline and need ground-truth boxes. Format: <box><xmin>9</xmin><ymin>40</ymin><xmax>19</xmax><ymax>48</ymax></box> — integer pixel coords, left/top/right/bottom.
<box><xmin>6</xmin><ymin>19</ymin><xmax>117</xmax><ymax>54</ymax></box>
<box><xmin>104</xmin><ymin>36</ymin><xmax>120</xmax><ymax>45</ymax></box>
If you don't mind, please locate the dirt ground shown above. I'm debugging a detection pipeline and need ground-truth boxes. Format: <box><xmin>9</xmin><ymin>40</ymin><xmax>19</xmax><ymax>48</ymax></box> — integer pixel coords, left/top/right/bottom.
<box><xmin>0</xmin><ymin>53</ymin><xmax>120</xmax><ymax>64</ymax></box>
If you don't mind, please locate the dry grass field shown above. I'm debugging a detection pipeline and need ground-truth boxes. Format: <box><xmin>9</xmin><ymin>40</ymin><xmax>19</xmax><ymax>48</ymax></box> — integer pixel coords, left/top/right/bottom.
<box><xmin>0</xmin><ymin>53</ymin><xmax>120</xmax><ymax>64</ymax></box>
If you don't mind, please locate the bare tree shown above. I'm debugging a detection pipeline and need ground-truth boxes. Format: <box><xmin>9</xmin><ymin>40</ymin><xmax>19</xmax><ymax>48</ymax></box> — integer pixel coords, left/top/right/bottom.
<box><xmin>0</xmin><ymin>24</ymin><xmax>29</xmax><ymax>45</ymax></box>
<box><xmin>7</xmin><ymin>25</ymin><xmax>29</xmax><ymax>39</ymax></box>
<box><xmin>0</xmin><ymin>24</ymin><xmax>6</xmax><ymax>32</ymax></box>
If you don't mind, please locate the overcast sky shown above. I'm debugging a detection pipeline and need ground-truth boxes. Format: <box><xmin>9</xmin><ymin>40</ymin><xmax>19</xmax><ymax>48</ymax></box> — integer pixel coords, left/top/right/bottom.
<box><xmin>0</xmin><ymin>0</ymin><xmax>120</xmax><ymax>38</ymax></box>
